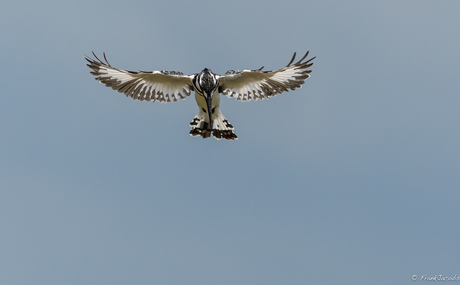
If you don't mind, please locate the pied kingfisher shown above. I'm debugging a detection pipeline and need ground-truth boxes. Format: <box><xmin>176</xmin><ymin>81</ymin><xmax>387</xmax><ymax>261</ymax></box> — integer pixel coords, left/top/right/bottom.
<box><xmin>85</xmin><ymin>51</ymin><xmax>315</xmax><ymax>140</ymax></box>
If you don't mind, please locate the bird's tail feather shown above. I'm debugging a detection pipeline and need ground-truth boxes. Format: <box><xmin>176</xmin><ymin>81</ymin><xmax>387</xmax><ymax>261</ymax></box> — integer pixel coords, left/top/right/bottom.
<box><xmin>189</xmin><ymin>111</ymin><xmax>237</xmax><ymax>140</ymax></box>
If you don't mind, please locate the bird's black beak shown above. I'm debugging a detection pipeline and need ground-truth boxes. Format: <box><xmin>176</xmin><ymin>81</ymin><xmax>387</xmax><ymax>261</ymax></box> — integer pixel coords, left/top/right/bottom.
<box><xmin>206</xmin><ymin>94</ymin><xmax>213</xmax><ymax>130</ymax></box>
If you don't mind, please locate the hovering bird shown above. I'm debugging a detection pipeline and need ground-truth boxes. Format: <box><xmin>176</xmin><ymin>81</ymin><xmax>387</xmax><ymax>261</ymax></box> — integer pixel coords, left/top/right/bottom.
<box><xmin>85</xmin><ymin>51</ymin><xmax>315</xmax><ymax>140</ymax></box>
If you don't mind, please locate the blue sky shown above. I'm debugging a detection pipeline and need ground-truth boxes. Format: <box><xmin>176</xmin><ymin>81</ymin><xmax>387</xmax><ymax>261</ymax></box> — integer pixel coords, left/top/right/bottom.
<box><xmin>1</xmin><ymin>0</ymin><xmax>459</xmax><ymax>284</ymax></box>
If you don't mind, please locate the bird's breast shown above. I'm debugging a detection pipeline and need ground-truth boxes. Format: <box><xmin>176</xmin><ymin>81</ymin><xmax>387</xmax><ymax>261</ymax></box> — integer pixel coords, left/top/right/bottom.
<box><xmin>194</xmin><ymin>91</ymin><xmax>221</xmax><ymax>115</ymax></box>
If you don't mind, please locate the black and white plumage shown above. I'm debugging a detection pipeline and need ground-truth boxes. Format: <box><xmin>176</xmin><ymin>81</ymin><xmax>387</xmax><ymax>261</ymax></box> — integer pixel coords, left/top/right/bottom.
<box><xmin>85</xmin><ymin>51</ymin><xmax>315</xmax><ymax>140</ymax></box>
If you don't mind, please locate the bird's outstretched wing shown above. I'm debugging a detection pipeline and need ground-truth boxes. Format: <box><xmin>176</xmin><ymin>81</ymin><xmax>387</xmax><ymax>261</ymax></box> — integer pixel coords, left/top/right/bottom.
<box><xmin>218</xmin><ymin>51</ymin><xmax>315</xmax><ymax>101</ymax></box>
<box><xmin>85</xmin><ymin>52</ymin><xmax>195</xmax><ymax>103</ymax></box>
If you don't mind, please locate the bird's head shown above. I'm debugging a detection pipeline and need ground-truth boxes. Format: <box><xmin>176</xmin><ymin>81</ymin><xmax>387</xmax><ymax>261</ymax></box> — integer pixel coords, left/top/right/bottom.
<box><xmin>198</xmin><ymin>68</ymin><xmax>218</xmax><ymax>97</ymax></box>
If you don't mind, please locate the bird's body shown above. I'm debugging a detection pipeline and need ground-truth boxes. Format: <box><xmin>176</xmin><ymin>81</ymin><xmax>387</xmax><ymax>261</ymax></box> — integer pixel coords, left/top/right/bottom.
<box><xmin>85</xmin><ymin>52</ymin><xmax>315</xmax><ymax>140</ymax></box>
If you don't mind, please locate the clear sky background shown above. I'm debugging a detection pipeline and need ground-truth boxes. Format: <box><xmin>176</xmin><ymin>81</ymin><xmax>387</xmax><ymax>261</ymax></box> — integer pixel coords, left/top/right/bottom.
<box><xmin>1</xmin><ymin>0</ymin><xmax>459</xmax><ymax>284</ymax></box>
